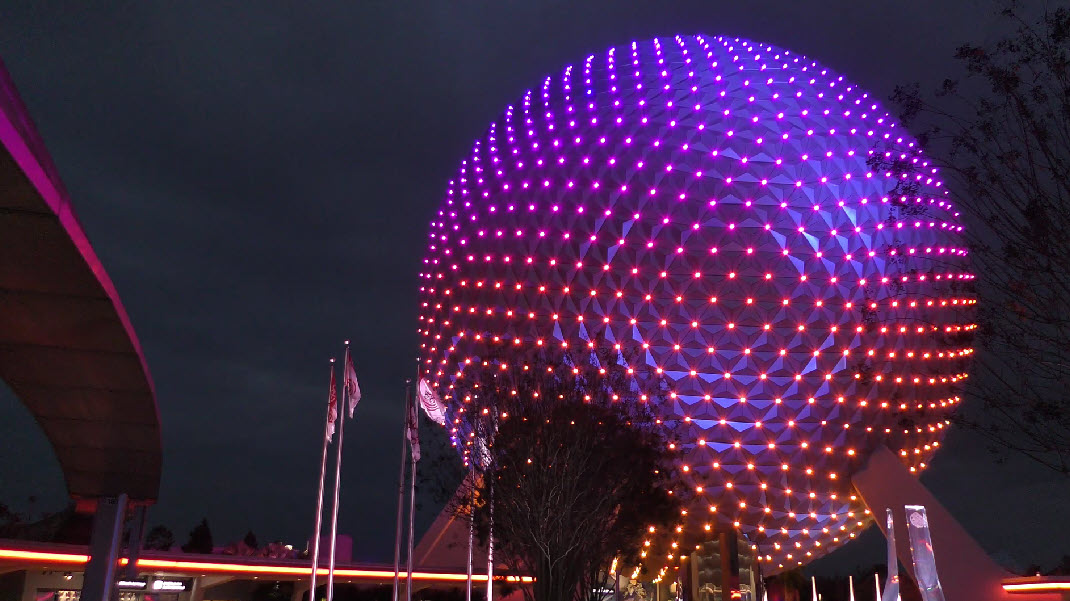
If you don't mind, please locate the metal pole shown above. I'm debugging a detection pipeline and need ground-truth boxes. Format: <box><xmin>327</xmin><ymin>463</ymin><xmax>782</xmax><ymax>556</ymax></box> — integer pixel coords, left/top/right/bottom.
<box><xmin>392</xmin><ymin>381</ymin><xmax>412</xmax><ymax>601</ymax></box>
<box><xmin>486</xmin><ymin>473</ymin><xmax>493</xmax><ymax>601</ymax></box>
<box><xmin>465</xmin><ymin>467</ymin><xmax>474</xmax><ymax>601</ymax></box>
<box><xmin>309</xmin><ymin>359</ymin><xmax>335</xmax><ymax>601</ymax></box>
<box><xmin>326</xmin><ymin>348</ymin><xmax>351</xmax><ymax>601</ymax></box>
<box><xmin>406</xmin><ymin>394</ymin><xmax>420</xmax><ymax>601</ymax></box>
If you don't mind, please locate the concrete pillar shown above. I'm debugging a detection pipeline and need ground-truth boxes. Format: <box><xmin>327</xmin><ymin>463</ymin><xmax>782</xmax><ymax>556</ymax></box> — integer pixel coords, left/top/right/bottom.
<box><xmin>746</xmin><ymin>559</ymin><xmax>756</xmax><ymax>601</ymax></box>
<box><xmin>291</xmin><ymin>581</ymin><xmax>310</xmax><ymax>601</ymax></box>
<box><xmin>123</xmin><ymin>506</ymin><xmax>146</xmax><ymax>580</ymax></box>
<box><xmin>718</xmin><ymin>532</ymin><xmax>738</xmax><ymax>601</ymax></box>
<box><xmin>81</xmin><ymin>495</ymin><xmax>127</xmax><ymax>601</ymax></box>
<box><xmin>682</xmin><ymin>554</ymin><xmax>694</xmax><ymax>601</ymax></box>
<box><xmin>188</xmin><ymin>576</ymin><xmax>233</xmax><ymax>601</ymax></box>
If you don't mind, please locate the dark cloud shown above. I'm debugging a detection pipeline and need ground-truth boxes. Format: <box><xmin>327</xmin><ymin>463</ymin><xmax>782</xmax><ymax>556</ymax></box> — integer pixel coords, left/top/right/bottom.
<box><xmin>1</xmin><ymin>0</ymin><xmax>1066</xmax><ymax>567</ymax></box>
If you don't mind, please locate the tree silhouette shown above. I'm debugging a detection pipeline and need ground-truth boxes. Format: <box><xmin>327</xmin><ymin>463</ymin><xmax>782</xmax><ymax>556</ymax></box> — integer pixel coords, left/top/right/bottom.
<box><xmin>444</xmin><ymin>339</ymin><xmax>683</xmax><ymax>601</ymax></box>
<box><xmin>182</xmin><ymin>518</ymin><xmax>214</xmax><ymax>554</ymax></box>
<box><xmin>879</xmin><ymin>2</ymin><xmax>1070</xmax><ymax>474</ymax></box>
<box><xmin>144</xmin><ymin>525</ymin><xmax>175</xmax><ymax>551</ymax></box>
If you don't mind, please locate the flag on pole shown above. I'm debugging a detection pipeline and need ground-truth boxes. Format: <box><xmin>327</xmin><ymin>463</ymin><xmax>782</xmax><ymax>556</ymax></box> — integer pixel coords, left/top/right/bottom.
<box><xmin>326</xmin><ymin>369</ymin><xmax>338</xmax><ymax>443</ymax></box>
<box><xmin>473</xmin><ymin>436</ymin><xmax>491</xmax><ymax>469</ymax></box>
<box><xmin>416</xmin><ymin>379</ymin><xmax>447</xmax><ymax>425</ymax></box>
<box><xmin>406</xmin><ymin>400</ymin><xmax>421</xmax><ymax>462</ymax></box>
<box><xmin>345</xmin><ymin>354</ymin><xmax>361</xmax><ymax>418</ymax></box>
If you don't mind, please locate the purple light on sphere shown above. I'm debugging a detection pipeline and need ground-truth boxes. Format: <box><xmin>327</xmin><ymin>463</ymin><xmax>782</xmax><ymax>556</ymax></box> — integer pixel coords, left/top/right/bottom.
<box><xmin>417</xmin><ymin>35</ymin><xmax>975</xmax><ymax>573</ymax></box>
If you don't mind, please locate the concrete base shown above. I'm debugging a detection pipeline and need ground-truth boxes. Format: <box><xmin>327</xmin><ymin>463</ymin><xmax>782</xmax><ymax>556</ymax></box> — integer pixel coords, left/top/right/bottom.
<box><xmin>189</xmin><ymin>575</ymin><xmax>235</xmax><ymax>601</ymax></box>
<box><xmin>852</xmin><ymin>446</ymin><xmax>1058</xmax><ymax>601</ymax></box>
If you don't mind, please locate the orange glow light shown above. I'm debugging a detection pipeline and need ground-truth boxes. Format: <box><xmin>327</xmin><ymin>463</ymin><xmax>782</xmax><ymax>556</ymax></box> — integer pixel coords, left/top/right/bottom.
<box><xmin>0</xmin><ymin>547</ymin><xmax>533</xmax><ymax>583</ymax></box>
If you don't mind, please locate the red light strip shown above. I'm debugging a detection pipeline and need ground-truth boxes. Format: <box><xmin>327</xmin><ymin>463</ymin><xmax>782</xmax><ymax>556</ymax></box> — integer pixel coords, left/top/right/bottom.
<box><xmin>1003</xmin><ymin>581</ymin><xmax>1070</xmax><ymax>593</ymax></box>
<box><xmin>0</xmin><ymin>548</ymin><xmax>531</xmax><ymax>583</ymax></box>
<box><xmin>0</xmin><ymin>549</ymin><xmax>89</xmax><ymax>564</ymax></box>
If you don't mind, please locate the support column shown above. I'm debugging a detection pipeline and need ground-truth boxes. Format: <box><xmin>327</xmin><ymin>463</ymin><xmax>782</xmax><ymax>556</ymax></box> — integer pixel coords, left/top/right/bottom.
<box><xmin>189</xmin><ymin>576</ymin><xmax>234</xmax><ymax>601</ymax></box>
<box><xmin>124</xmin><ymin>506</ymin><xmax>146</xmax><ymax>579</ymax></box>
<box><xmin>291</xmin><ymin>582</ymin><xmax>310</xmax><ymax>601</ymax></box>
<box><xmin>81</xmin><ymin>495</ymin><xmax>127</xmax><ymax>601</ymax></box>
<box><xmin>683</xmin><ymin>554</ymin><xmax>694</xmax><ymax>601</ymax></box>
<box><xmin>718</xmin><ymin>532</ymin><xmax>738</xmax><ymax>601</ymax></box>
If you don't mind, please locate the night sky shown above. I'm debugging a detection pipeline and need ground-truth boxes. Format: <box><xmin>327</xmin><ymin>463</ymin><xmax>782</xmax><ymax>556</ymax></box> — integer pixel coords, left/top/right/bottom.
<box><xmin>1</xmin><ymin>1</ymin><xmax>1067</xmax><ymax>572</ymax></box>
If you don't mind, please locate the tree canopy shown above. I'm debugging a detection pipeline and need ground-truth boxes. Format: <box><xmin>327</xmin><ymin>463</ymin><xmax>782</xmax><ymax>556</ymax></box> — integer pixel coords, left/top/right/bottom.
<box><xmin>144</xmin><ymin>525</ymin><xmax>175</xmax><ymax>551</ymax></box>
<box><xmin>880</xmin><ymin>2</ymin><xmax>1070</xmax><ymax>474</ymax></box>
<box><xmin>444</xmin><ymin>340</ymin><xmax>683</xmax><ymax>601</ymax></box>
<box><xmin>182</xmin><ymin>518</ymin><xmax>214</xmax><ymax>554</ymax></box>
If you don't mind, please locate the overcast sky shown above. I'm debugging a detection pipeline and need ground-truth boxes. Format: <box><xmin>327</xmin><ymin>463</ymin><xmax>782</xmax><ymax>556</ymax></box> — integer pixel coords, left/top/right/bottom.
<box><xmin>1</xmin><ymin>0</ymin><xmax>1067</xmax><ymax>571</ymax></box>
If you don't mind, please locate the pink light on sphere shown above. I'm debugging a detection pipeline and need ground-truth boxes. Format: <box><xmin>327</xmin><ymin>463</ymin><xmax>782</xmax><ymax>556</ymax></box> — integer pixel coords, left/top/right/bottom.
<box><xmin>416</xmin><ymin>34</ymin><xmax>975</xmax><ymax>573</ymax></box>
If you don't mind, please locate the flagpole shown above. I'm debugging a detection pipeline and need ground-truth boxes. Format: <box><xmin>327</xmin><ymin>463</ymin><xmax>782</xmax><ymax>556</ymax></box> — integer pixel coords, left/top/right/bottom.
<box><xmin>465</xmin><ymin>465</ymin><xmax>474</xmax><ymax>601</ymax></box>
<box><xmin>308</xmin><ymin>358</ymin><xmax>335</xmax><ymax>601</ymax></box>
<box><xmin>486</xmin><ymin>432</ymin><xmax>494</xmax><ymax>601</ymax></box>
<box><xmin>326</xmin><ymin>344</ymin><xmax>351</xmax><ymax>601</ymax></box>
<box><xmin>405</xmin><ymin>387</ymin><xmax>420</xmax><ymax>601</ymax></box>
<box><xmin>391</xmin><ymin>380</ymin><xmax>412</xmax><ymax>601</ymax></box>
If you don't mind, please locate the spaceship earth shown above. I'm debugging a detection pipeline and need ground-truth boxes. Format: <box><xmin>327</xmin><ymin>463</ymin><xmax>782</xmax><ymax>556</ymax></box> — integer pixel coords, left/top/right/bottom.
<box><xmin>417</xmin><ymin>34</ymin><xmax>976</xmax><ymax>574</ymax></box>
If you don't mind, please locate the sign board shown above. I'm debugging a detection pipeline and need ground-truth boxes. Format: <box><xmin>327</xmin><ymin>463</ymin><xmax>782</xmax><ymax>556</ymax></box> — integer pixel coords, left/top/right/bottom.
<box><xmin>151</xmin><ymin>580</ymin><xmax>188</xmax><ymax>592</ymax></box>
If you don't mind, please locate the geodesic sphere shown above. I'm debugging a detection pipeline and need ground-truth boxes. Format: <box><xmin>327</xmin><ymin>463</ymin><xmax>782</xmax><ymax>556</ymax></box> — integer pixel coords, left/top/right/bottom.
<box><xmin>417</xmin><ymin>34</ymin><xmax>975</xmax><ymax>573</ymax></box>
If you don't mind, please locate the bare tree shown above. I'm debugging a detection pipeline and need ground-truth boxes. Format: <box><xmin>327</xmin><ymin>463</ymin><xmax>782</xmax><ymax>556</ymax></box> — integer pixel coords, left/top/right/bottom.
<box><xmin>144</xmin><ymin>525</ymin><xmax>175</xmax><ymax>551</ymax></box>
<box><xmin>874</xmin><ymin>2</ymin><xmax>1070</xmax><ymax>474</ymax></box>
<box><xmin>445</xmin><ymin>339</ymin><xmax>683</xmax><ymax>601</ymax></box>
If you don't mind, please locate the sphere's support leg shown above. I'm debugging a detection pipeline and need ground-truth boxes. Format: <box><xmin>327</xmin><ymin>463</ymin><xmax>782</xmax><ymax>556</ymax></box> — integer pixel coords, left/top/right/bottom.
<box><xmin>852</xmin><ymin>445</ymin><xmax>1056</xmax><ymax>601</ymax></box>
<box><xmin>719</xmin><ymin>531</ymin><xmax>739</xmax><ymax>601</ymax></box>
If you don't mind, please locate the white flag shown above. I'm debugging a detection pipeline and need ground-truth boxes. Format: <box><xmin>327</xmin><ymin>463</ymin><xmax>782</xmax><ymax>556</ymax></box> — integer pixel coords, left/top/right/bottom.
<box><xmin>325</xmin><ymin>369</ymin><xmax>338</xmax><ymax>443</ymax></box>
<box><xmin>416</xmin><ymin>379</ymin><xmax>447</xmax><ymax>425</ymax></box>
<box><xmin>345</xmin><ymin>355</ymin><xmax>361</xmax><ymax>418</ymax></box>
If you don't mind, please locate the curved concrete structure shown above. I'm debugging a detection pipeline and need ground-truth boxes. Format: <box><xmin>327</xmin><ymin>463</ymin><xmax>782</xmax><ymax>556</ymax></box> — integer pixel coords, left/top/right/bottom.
<box><xmin>0</xmin><ymin>58</ymin><xmax>161</xmax><ymax>504</ymax></box>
